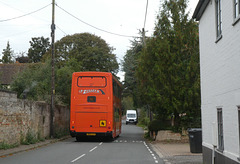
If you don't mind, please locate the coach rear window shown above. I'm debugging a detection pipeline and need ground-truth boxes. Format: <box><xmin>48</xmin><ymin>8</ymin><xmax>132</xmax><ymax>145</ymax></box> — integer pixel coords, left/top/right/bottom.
<box><xmin>77</xmin><ymin>76</ymin><xmax>107</xmax><ymax>87</ymax></box>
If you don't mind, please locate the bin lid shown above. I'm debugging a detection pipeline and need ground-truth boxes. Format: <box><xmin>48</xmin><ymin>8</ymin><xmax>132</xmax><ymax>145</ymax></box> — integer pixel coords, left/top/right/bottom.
<box><xmin>187</xmin><ymin>128</ymin><xmax>202</xmax><ymax>132</ymax></box>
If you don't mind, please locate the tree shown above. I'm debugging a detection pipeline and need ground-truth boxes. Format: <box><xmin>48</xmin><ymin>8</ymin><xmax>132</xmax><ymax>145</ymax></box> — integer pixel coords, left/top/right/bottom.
<box><xmin>10</xmin><ymin>61</ymin><xmax>52</xmax><ymax>101</ymax></box>
<box><xmin>122</xmin><ymin>36</ymin><xmax>143</xmax><ymax>107</ymax></box>
<box><xmin>11</xmin><ymin>33</ymin><xmax>120</xmax><ymax>105</ymax></box>
<box><xmin>137</xmin><ymin>0</ymin><xmax>200</xmax><ymax>130</ymax></box>
<box><xmin>53</xmin><ymin>33</ymin><xmax>119</xmax><ymax>74</ymax></box>
<box><xmin>28</xmin><ymin>37</ymin><xmax>50</xmax><ymax>63</ymax></box>
<box><xmin>16</xmin><ymin>52</ymin><xmax>29</xmax><ymax>63</ymax></box>
<box><xmin>2</xmin><ymin>41</ymin><xmax>14</xmax><ymax>63</ymax></box>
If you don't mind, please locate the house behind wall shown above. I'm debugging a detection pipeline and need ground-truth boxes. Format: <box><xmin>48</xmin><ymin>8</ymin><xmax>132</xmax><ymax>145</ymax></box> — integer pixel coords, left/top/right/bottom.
<box><xmin>0</xmin><ymin>63</ymin><xmax>27</xmax><ymax>88</ymax></box>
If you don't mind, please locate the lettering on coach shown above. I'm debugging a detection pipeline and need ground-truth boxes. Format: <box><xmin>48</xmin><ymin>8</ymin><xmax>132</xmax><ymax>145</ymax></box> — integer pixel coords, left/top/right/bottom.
<box><xmin>79</xmin><ymin>89</ymin><xmax>105</xmax><ymax>95</ymax></box>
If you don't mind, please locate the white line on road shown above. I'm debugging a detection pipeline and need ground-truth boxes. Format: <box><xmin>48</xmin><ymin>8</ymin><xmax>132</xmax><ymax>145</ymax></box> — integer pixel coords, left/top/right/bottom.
<box><xmin>89</xmin><ymin>146</ymin><xmax>98</xmax><ymax>152</ymax></box>
<box><xmin>99</xmin><ymin>142</ymin><xmax>103</xmax><ymax>145</ymax></box>
<box><xmin>143</xmin><ymin>142</ymin><xmax>159</xmax><ymax>164</ymax></box>
<box><xmin>71</xmin><ymin>154</ymin><xmax>86</xmax><ymax>163</ymax></box>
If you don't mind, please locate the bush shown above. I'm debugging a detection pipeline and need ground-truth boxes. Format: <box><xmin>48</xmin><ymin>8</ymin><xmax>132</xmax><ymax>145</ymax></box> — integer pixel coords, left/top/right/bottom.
<box><xmin>0</xmin><ymin>142</ymin><xmax>19</xmax><ymax>150</ymax></box>
<box><xmin>148</xmin><ymin>120</ymin><xmax>163</xmax><ymax>132</ymax></box>
<box><xmin>137</xmin><ymin>108</ymin><xmax>150</xmax><ymax>128</ymax></box>
<box><xmin>21</xmin><ymin>130</ymin><xmax>38</xmax><ymax>145</ymax></box>
<box><xmin>54</xmin><ymin>128</ymin><xmax>69</xmax><ymax>139</ymax></box>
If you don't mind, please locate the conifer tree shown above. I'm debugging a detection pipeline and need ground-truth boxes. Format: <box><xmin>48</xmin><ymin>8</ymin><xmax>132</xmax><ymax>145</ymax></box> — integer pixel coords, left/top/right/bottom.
<box><xmin>137</xmin><ymin>0</ymin><xmax>200</xmax><ymax>129</ymax></box>
<box><xmin>2</xmin><ymin>41</ymin><xmax>14</xmax><ymax>63</ymax></box>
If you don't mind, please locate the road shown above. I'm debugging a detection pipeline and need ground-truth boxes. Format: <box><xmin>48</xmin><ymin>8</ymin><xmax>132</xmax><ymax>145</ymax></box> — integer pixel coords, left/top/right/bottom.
<box><xmin>0</xmin><ymin>123</ymin><xmax>164</xmax><ymax>164</ymax></box>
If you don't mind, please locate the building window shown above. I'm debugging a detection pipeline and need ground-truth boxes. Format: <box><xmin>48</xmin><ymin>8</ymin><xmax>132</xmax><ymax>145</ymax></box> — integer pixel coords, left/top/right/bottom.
<box><xmin>233</xmin><ymin>0</ymin><xmax>240</xmax><ymax>25</ymax></box>
<box><xmin>234</xmin><ymin>0</ymin><xmax>240</xmax><ymax>19</ymax></box>
<box><xmin>217</xmin><ymin>108</ymin><xmax>224</xmax><ymax>151</ymax></box>
<box><xmin>238</xmin><ymin>107</ymin><xmax>240</xmax><ymax>155</ymax></box>
<box><xmin>216</xmin><ymin>0</ymin><xmax>222</xmax><ymax>39</ymax></box>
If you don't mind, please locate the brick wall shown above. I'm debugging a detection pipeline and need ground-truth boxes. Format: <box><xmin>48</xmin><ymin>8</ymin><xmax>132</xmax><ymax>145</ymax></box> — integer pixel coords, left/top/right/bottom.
<box><xmin>0</xmin><ymin>90</ymin><xmax>70</xmax><ymax>144</ymax></box>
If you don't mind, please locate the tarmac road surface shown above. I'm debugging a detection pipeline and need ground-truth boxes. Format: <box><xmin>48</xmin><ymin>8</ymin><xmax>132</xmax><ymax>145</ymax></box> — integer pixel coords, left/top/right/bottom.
<box><xmin>0</xmin><ymin>123</ymin><xmax>164</xmax><ymax>164</ymax></box>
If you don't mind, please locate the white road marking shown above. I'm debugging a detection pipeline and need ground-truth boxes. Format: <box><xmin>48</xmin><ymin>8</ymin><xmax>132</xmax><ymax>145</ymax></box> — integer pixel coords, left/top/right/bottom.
<box><xmin>71</xmin><ymin>142</ymin><xmax>103</xmax><ymax>162</ymax></box>
<box><xmin>71</xmin><ymin>154</ymin><xmax>86</xmax><ymax>163</ymax></box>
<box><xmin>114</xmin><ymin>140</ymin><xmax>144</xmax><ymax>143</ymax></box>
<box><xmin>143</xmin><ymin>142</ymin><xmax>159</xmax><ymax>164</ymax></box>
<box><xmin>89</xmin><ymin>146</ymin><xmax>98</xmax><ymax>152</ymax></box>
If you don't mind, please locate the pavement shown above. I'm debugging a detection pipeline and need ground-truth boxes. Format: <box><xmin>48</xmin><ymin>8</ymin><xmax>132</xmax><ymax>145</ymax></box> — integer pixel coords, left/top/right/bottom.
<box><xmin>151</xmin><ymin>141</ymin><xmax>203</xmax><ymax>164</ymax></box>
<box><xmin>0</xmin><ymin>137</ymin><xmax>70</xmax><ymax>158</ymax></box>
<box><xmin>1</xmin><ymin>137</ymin><xmax>202</xmax><ymax>164</ymax></box>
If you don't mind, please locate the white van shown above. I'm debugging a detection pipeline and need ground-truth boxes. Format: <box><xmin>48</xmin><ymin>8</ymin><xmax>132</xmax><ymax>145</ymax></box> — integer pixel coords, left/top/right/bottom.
<box><xmin>126</xmin><ymin>110</ymin><xmax>137</xmax><ymax>125</ymax></box>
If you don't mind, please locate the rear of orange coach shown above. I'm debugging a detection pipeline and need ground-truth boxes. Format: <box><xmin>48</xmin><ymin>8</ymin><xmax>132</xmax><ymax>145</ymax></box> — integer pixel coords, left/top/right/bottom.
<box><xmin>70</xmin><ymin>72</ymin><xmax>121</xmax><ymax>140</ymax></box>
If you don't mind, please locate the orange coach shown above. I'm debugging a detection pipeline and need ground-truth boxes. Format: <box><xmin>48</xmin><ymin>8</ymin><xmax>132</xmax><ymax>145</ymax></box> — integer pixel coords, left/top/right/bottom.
<box><xmin>70</xmin><ymin>72</ymin><xmax>122</xmax><ymax>141</ymax></box>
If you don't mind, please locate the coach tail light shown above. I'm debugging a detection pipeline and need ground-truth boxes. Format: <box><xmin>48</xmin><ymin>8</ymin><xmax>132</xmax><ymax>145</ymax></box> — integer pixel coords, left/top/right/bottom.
<box><xmin>72</xmin><ymin>121</ymin><xmax>75</xmax><ymax>129</ymax></box>
<box><xmin>108</xmin><ymin>121</ymin><xmax>111</xmax><ymax>129</ymax></box>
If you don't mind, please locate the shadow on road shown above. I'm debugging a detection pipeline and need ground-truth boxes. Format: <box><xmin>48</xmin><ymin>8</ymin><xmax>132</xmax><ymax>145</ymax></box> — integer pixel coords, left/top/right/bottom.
<box><xmin>73</xmin><ymin>136</ymin><xmax>116</xmax><ymax>143</ymax></box>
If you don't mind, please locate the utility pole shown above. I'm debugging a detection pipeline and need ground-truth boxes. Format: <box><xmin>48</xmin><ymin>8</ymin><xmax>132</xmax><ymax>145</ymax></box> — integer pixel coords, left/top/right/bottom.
<box><xmin>50</xmin><ymin>0</ymin><xmax>55</xmax><ymax>138</ymax></box>
<box><xmin>142</xmin><ymin>28</ymin><xmax>146</xmax><ymax>47</ymax></box>
<box><xmin>142</xmin><ymin>0</ymin><xmax>148</xmax><ymax>48</ymax></box>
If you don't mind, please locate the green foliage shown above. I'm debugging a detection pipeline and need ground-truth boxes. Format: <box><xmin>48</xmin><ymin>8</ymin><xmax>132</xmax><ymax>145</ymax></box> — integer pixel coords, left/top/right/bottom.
<box><xmin>148</xmin><ymin>120</ymin><xmax>162</xmax><ymax>132</ymax></box>
<box><xmin>21</xmin><ymin>130</ymin><xmax>38</xmax><ymax>145</ymax></box>
<box><xmin>122</xmin><ymin>36</ymin><xmax>143</xmax><ymax>107</ymax></box>
<box><xmin>56</xmin><ymin>66</ymin><xmax>73</xmax><ymax>105</ymax></box>
<box><xmin>10</xmin><ymin>61</ymin><xmax>51</xmax><ymax>102</ymax></box>
<box><xmin>148</xmin><ymin>119</ymin><xmax>171</xmax><ymax>132</ymax></box>
<box><xmin>144</xmin><ymin>131</ymin><xmax>153</xmax><ymax>141</ymax></box>
<box><xmin>136</xmin><ymin>0</ymin><xmax>201</xmax><ymax>129</ymax></box>
<box><xmin>0</xmin><ymin>142</ymin><xmax>19</xmax><ymax>150</ymax></box>
<box><xmin>122</xmin><ymin>96</ymin><xmax>134</xmax><ymax>113</ymax></box>
<box><xmin>16</xmin><ymin>55</ymin><xmax>30</xmax><ymax>63</ymax></box>
<box><xmin>2</xmin><ymin>41</ymin><xmax>14</xmax><ymax>63</ymax></box>
<box><xmin>28</xmin><ymin>37</ymin><xmax>50</xmax><ymax>63</ymax></box>
<box><xmin>53</xmin><ymin>128</ymin><xmax>69</xmax><ymax>139</ymax></box>
<box><xmin>53</xmin><ymin>33</ymin><xmax>119</xmax><ymax>74</ymax></box>
<box><xmin>11</xmin><ymin>33</ymin><xmax>119</xmax><ymax>105</ymax></box>
<box><xmin>138</xmin><ymin>108</ymin><xmax>150</xmax><ymax>128</ymax></box>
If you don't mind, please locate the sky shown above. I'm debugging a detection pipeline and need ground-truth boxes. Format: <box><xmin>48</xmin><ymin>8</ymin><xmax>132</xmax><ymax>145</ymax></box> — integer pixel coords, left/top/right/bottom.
<box><xmin>0</xmin><ymin>0</ymin><xmax>199</xmax><ymax>81</ymax></box>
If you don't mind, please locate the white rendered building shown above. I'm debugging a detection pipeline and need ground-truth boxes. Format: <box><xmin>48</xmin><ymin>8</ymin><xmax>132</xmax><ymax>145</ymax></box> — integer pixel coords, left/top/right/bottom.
<box><xmin>193</xmin><ymin>0</ymin><xmax>240</xmax><ymax>163</ymax></box>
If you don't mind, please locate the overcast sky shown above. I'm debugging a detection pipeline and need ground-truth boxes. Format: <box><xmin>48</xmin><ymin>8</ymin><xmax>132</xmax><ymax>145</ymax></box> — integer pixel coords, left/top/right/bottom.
<box><xmin>0</xmin><ymin>0</ymin><xmax>198</xmax><ymax>80</ymax></box>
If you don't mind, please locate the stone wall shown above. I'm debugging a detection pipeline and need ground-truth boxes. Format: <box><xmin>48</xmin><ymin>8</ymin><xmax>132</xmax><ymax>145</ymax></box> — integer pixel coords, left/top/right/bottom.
<box><xmin>155</xmin><ymin>130</ymin><xmax>188</xmax><ymax>142</ymax></box>
<box><xmin>0</xmin><ymin>90</ymin><xmax>70</xmax><ymax>144</ymax></box>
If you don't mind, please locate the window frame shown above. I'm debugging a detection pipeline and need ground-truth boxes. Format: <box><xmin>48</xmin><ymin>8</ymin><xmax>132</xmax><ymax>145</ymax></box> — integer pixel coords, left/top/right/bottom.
<box><xmin>233</xmin><ymin>0</ymin><xmax>240</xmax><ymax>25</ymax></box>
<box><xmin>217</xmin><ymin>108</ymin><xmax>224</xmax><ymax>151</ymax></box>
<box><xmin>238</xmin><ymin>107</ymin><xmax>240</xmax><ymax>157</ymax></box>
<box><xmin>215</xmin><ymin>0</ymin><xmax>222</xmax><ymax>42</ymax></box>
<box><xmin>77</xmin><ymin>76</ymin><xmax>107</xmax><ymax>88</ymax></box>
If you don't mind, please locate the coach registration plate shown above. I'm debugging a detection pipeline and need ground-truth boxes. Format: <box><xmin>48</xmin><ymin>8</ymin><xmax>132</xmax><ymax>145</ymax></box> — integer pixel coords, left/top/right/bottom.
<box><xmin>86</xmin><ymin>133</ymin><xmax>96</xmax><ymax>136</ymax></box>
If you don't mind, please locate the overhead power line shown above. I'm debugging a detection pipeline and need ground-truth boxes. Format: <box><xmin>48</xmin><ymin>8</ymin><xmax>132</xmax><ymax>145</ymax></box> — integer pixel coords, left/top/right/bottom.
<box><xmin>55</xmin><ymin>4</ymin><xmax>137</xmax><ymax>38</ymax></box>
<box><xmin>0</xmin><ymin>3</ymin><xmax>51</xmax><ymax>22</ymax></box>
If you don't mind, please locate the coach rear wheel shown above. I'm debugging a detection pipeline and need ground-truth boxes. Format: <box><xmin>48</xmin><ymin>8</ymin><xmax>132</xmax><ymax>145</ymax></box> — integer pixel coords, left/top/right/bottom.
<box><xmin>76</xmin><ymin>136</ymin><xmax>81</xmax><ymax>142</ymax></box>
